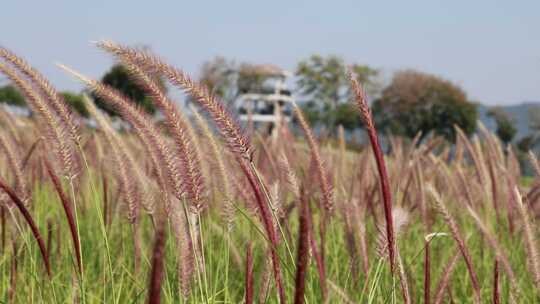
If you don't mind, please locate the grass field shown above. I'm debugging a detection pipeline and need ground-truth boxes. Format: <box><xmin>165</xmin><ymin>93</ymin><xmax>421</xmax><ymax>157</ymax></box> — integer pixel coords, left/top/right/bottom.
<box><xmin>0</xmin><ymin>42</ymin><xmax>539</xmax><ymax>303</ymax></box>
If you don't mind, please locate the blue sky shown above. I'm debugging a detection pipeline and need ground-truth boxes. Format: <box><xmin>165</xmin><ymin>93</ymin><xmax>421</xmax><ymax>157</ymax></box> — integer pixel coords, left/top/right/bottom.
<box><xmin>1</xmin><ymin>0</ymin><xmax>539</xmax><ymax>105</ymax></box>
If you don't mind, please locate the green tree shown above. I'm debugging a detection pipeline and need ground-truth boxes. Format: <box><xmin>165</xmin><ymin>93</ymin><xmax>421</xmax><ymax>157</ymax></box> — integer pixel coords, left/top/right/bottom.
<box><xmin>197</xmin><ymin>58</ymin><xmax>282</xmax><ymax>109</ymax></box>
<box><xmin>487</xmin><ymin>107</ymin><xmax>516</xmax><ymax>145</ymax></box>
<box><xmin>528</xmin><ymin>106</ymin><xmax>540</xmax><ymax>133</ymax></box>
<box><xmin>0</xmin><ymin>85</ymin><xmax>26</xmax><ymax>106</ymax></box>
<box><xmin>517</xmin><ymin>135</ymin><xmax>535</xmax><ymax>152</ymax></box>
<box><xmin>295</xmin><ymin>54</ymin><xmax>379</xmax><ymax>130</ymax></box>
<box><xmin>298</xmin><ymin>101</ymin><xmax>322</xmax><ymax>126</ymax></box>
<box><xmin>61</xmin><ymin>92</ymin><xmax>89</xmax><ymax>118</ymax></box>
<box><xmin>516</xmin><ymin>106</ymin><xmax>540</xmax><ymax>151</ymax></box>
<box><xmin>199</xmin><ymin>56</ymin><xmax>237</xmax><ymax>105</ymax></box>
<box><xmin>333</xmin><ymin>103</ymin><xmax>362</xmax><ymax>130</ymax></box>
<box><xmin>237</xmin><ymin>63</ymin><xmax>275</xmax><ymax>95</ymax></box>
<box><xmin>372</xmin><ymin>70</ymin><xmax>478</xmax><ymax>142</ymax></box>
<box><xmin>93</xmin><ymin>64</ymin><xmax>165</xmax><ymax>116</ymax></box>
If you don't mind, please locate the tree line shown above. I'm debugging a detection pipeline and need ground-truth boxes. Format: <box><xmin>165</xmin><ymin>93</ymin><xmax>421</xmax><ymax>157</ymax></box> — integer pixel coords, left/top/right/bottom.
<box><xmin>0</xmin><ymin>53</ymin><xmax>527</xmax><ymax>147</ymax></box>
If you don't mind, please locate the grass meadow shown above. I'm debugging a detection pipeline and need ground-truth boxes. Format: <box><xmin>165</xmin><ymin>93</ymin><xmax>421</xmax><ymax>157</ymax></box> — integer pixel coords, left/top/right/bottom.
<box><xmin>0</xmin><ymin>42</ymin><xmax>539</xmax><ymax>303</ymax></box>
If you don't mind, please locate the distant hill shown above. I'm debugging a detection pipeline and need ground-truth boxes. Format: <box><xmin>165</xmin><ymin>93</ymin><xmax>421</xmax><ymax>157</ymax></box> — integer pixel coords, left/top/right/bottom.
<box><xmin>478</xmin><ymin>102</ymin><xmax>540</xmax><ymax>142</ymax></box>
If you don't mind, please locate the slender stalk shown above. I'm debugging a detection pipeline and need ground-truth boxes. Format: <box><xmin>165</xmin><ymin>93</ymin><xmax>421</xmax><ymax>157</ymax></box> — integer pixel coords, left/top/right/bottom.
<box><xmin>467</xmin><ymin>205</ymin><xmax>518</xmax><ymax>302</ymax></box>
<box><xmin>148</xmin><ymin>219</ymin><xmax>167</xmax><ymax>304</ymax></box>
<box><xmin>305</xmin><ymin>198</ymin><xmax>327</xmax><ymax>300</ymax></box>
<box><xmin>428</xmin><ymin>186</ymin><xmax>481</xmax><ymax>303</ymax></box>
<box><xmin>348</xmin><ymin>71</ymin><xmax>395</xmax><ymax>272</ymax></box>
<box><xmin>76</xmin><ymin>143</ymin><xmax>115</xmax><ymax>302</ymax></box>
<box><xmin>0</xmin><ymin>178</ymin><xmax>51</xmax><ymax>276</ymax></box>
<box><xmin>514</xmin><ymin>187</ymin><xmax>540</xmax><ymax>292</ymax></box>
<box><xmin>433</xmin><ymin>249</ymin><xmax>460</xmax><ymax>304</ymax></box>
<box><xmin>44</xmin><ymin>159</ymin><xmax>82</xmax><ymax>273</ymax></box>
<box><xmin>493</xmin><ymin>259</ymin><xmax>500</xmax><ymax>304</ymax></box>
<box><xmin>424</xmin><ymin>239</ymin><xmax>431</xmax><ymax>304</ymax></box>
<box><xmin>245</xmin><ymin>243</ymin><xmax>254</xmax><ymax>304</ymax></box>
<box><xmin>294</xmin><ymin>189</ymin><xmax>310</xmax><ymax>304</ymax></box>
<box><xmin>0</xmin><ymin>46</ymin><xmax>79</xmax><ymax>143</ymax></box>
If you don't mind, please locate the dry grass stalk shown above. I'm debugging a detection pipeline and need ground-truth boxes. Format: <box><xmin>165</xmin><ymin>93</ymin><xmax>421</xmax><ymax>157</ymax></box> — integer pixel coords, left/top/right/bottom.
<box><xmin>101</xmin><ymin>171</ymin><xmax>110</xmax><ymax>227</ymax></box>
<box><xmin>466</xmin><ymin>205</ymin><xmax>519</xmax><ymax>302</ymax></box>
<box><xmin>414</xmin><ymin>161</ymin><xmax>430</xmax><ymax>229</ymax></box>
<box><xmin>493</xmin><ymin>259</ymin><xmax>500</xmax><ymax>304</ymax></box>
<box><xmin>353</xmin><ymin>201</ymin><xmax>370</xmax><ymax>276</ymax></box>
<box><xmin>95</xmin><ymin>41</ymin><xmax>252</xmax><ymax>160</ymax></box>
<box><xmin>240</xmin><ymin>158</ymin><xmax>286</xmax><ymax>303</ymax></box>
<box><xmin>147</xmin><ymin>218</ymin><xmax>167</xmax><ymax>304</ymax></box>
<box><xmin>455</xmin><ymin>126</ymin><xmax>485</xmax><ymax>185</ymax></box>
<box><xmin>62</xmin><ymin>65</ymin><xmax>200</xmax><ymax>292</ymax></box>
<box><xmin>305</xmin><ymin>197</ymin><xmax>327</xmax><ymax>301</ymax></box>
<box><xmin>327</xmin><ymin>279</ymin><xmax>355</xmax><ymax>304</ymax></box>
<box><xmin>424</xmin><ymin>237</ymin><xmax>432</xmax><ymax>304</ymax></box>
<box><xmin>1</xmin><ymin>206</ymin><xmax>5</xmax><ymax>251</ymax></box>
<box><xmin>472</xmin><ymin>136</ymin><xmax>490</xmax><ymax>195</ymax></box>
<box><xmin>529</xmin><ymin>151</ymin><xmax>540</xmax><ymax>178</ymax></box>
<box><xmin>0</xmin><ymin>63</ymin><xmax>76</xmax><ymax>180</ymax></box>
<box><xmin>258</xmin><ymin>255</ymin><xmax>274</xmax><ymax>304</ymax></box>
<box><xmin>514</xmin><ymin>187</ymin><xmax>540</xmax><ymax>293</ymax></box>
<box><xmin>0</xmin><ymin>132</ymin><xmax>29</xmax><ymax>204</ymax></box>
<box><xmin>374</xmin><ymin>206</ymin><xmax>410</xmax><ymax>303</ymax></box>
<box><xmin>337</xmin><ymin>124</ymin><xmax>346</xmax><ymax>183</ymax></box>
<box><xmin>277</xmin><ymin>151</ymin><xmax>300</xmax><ymax>200</ymax></box>
<box><xmin>294</xmin><ymin>189</ymin><xmax>311</xmax><ymax>304</ymax></box>
<box><xmin>292</xmin><ymin>103</ymin><xmax>333</xmax><ymax>213</ymax></box>
<box><xmin>0</xmin><ymin>178</ymin><xmax>51</xmax><ymax>276</ymax></box>
<box><xmin>0</xmin><ymin>108</ymin><xmax>22</xmax><ymax>144</ymax></box>
<box><xmin>348</xmin><ymin>70</ymin><xmax>396</xmax><ymax>272</ymax></box>
<box><xmin>100</xmin><ymin>50</ymin><xmax>206</xmax><ymax>211</ymax></box>
<box><xmin>0</xmin><ymin>47</ymin><xmax>79</xmax><ymax>143</ymax></box>
<box><xmin>83</xmin><ymin>95</ymin><xmax>145</xmax><ymax>216</ymax></box>
<box><xmin>8</xmin><ymin>239</ymin><xmax>18</xmax><ymax>303</ymax></box>
<box><xmin>508</xmin><ymin>146</ymin><xmax>521</xmax><ymax>178</ymax></box>
<box><xmin>245</xmin><ymin>243</ymin><xmax>254</xmax><ymax>304</ymax></box>
<box><xmin>396</xmin><ymin>251</ymin><xmax>411</xmax><ymax>304</ymax></box>
<box><xmin>428</xmin><ymin>186</ymin><xmax>481</xmax><ymax>304</ymax></box>
<box><xmin>433</xmin><ymin>249</ymin><xmax>461</xmax><ymax>304</ymax></box>
<box><xmin>341</xmin><ymin>197</ymin><xmax>360</xmax><ymax>280</ymax></box>
<box><xmin>477</xmin><ymin>121</ymin><xmax>504</xmax><ymax>165</ymax></box>
<box><xmin>423</xmin><ymin>233</ymin><xmax>449</xmax><ymax>304</ymax></box>
<box><xmin>21</xmin><ymin>138</ymin><xmax>42</xmax><ymax>170</ymax></box>
<box><xmin>83</xmin><ymin>95</ymin><xmax>141</xmax><ymax>222</ymax></box>
<box><xmin>455</xmin><ymin>167</ymin><xmax>476</xmax><ymax>207</ymax></box>
<box><xmin>190</xmin><ymin>105</ymin><xmax>234</xmax><ymax>225</ymax></box>
<box><xmin>454</xmin><ymin>134</ymin><xmax>464</xmax><ymax>165</ymax></box>
<box><xmin>375</xmin><ymin>207</ymin><xmax>409</xmax><ymax>258</ymax></box>
<box><xmin>58</xmin><ymin>64</ymin><xmax>178</xmax><ymax>206</ymax></box>
<box><xmin>44</xmin><ymin>159</ymin><xmax>82</xmax><ymax>274</ymax></box>
<box><xmin>255</xmin><ymin>133</ymin><xmax>279</xmax><ymax>179</ymax></box>
<box><xmin>170</xmin><ymin>203</ymin><xmax>196</xmax><ymax>296</ymax></box>
<box><xmin>485</xmin><ymin>147</ymin><xmax>502</xmax><ymax>225</ymax></box>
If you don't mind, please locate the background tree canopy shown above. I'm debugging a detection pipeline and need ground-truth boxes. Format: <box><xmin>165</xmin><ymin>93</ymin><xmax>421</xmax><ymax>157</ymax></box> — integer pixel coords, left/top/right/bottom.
<box><xmin>295</xmin><ymin>54</ymin><xmax>379</xmax><ymax>131</ymax></box>
<box><xmin>61</xmin><ymin>92</ymin><xmax>89</xmax><ymax>118</ymax></box>
<box><xmin>0</xmin><ymin>55</ymin><xmax>490</xmax><ymax>146</ymax></box>
<box><xmin>488</xmin><ymin>107</ymin><xmax>517</xmax><ymax>145</ymax></box>
<box><xmin>197</xmin><ymin>58</ymin><xmax>284</xmax><ymax>108</ymax></box>
<box><xmin>92</xmin><ymin>64</ymin><xmax>166</xmax><ymax>116</ymax></box>
<box><xmin>517</xmin><ymin>107</ymin><xmax>540</xmax><ymax>152</ymax></box>
<box><xmin>199</xmin><ymin>56</ymin><xmax>237</xmax><ymax>105</ymax></box>
<box><xmin>0</xmin><ymin>84</ymin><xmax>26</xmax><ymax>106</ymax></box>
<box><xmin>372</xmin><ymin>70</ymin><xmax>478</xmax><ymax>142</ymax></box>
<box><xmin>198</xmin><ymin>55</ymin><xmax>481</xmax><ymax>143</ymax></box>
